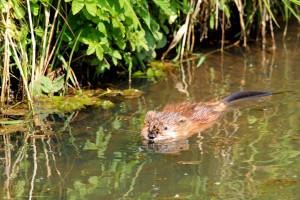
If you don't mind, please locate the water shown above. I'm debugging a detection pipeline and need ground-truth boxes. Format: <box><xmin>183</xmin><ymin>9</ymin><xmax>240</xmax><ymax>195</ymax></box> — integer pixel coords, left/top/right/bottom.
<box><xmin>1</xmin><ymin>25</ymin><xmax>300</xmax><ymax>199</ymax></box>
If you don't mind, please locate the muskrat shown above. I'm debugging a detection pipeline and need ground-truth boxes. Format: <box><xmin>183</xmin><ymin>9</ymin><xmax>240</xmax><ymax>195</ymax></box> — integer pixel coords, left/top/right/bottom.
<box><xmin>141</xmin><ymin>91</ymin><xmax>271</xmax><ymax>142</ymax></box>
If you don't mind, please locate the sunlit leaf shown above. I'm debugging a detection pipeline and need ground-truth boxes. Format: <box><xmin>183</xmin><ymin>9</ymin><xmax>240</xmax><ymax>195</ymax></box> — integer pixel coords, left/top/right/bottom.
<box><xmin>85</xmin><ymin>1</ymin><xmax>97</xmax><ymax>17</ymax></box>
<box><xmin>112</xmin><ymin>118</ymin><xmax>121</xmax><ymax>129</ymax></box>
<box><xmin>197</xmin><ymin>56</ymin><xmax>206</xmax><ymax>67</ymax></box>
<box><xmin>223</xmin><ymin>5</ymin><xmax>230</xmax><ymax>19</ymax></box>
<box><xmin>153</xmin><ymin>0</ymin><xmax>174</xmax><ymax>16</ymax></box>
<box><xmin>132</xmin><ymin>70</ymin><xmax>144</xmax><ymax>77</ymax></box>
<box><xmin>72</xmin><ymin>0</ymin><xmax>85</xmax><ymax>15</ymax></box>
<box><xmin>0</xmin><ymin>120</ymin><xmax>23</xmax><ymax>125</ymax></box>
<box><xmin>11</xmin><ymin>0</ymin><xmax>25</xmax><ymax>19</ymax></box>
<box><xmin>95</xmin><ymin>45</ymin><xmax>104</xmax><ymax>60</ymax></box>
<box><xmin>154</xmin><ymin>70</ymin><xmax>166</xmax><ymax>77</ymax></box>
<box><xmin>112</xmin><ymin>50</ymin><xmax>122</xmax><ymax>59</ymax></box>
<box><xmin>88</xmin><ymin>176</ymin><xmax>99</xmax><ymax>185</ymax></box>
<box><xmin>30</xmin><ymin>3</ymin><xmax>39</xmax><ymax>16</ymax></box>
<box><xmin>84</xmin><ymin>140</ymin><xmax>98</xmax><ymax>150</ymax></box>
<box><xmin>40</xmin><ymin>76</ymin><xmax>52</xmax><ymax>94</ymax></box>
<box><xmin>15</xmin><ymin>180</ymin><xmax>25</xmax><ymax>198</ymax></box>
<box><xmin>52</xmin><ymin>75</ymin><xmax>65</xmax><ymax>93</ymax></box>
<box><xmin>261</xmin><ymin>0</ymin><xmax>280</xmax><ymax>27</ymax></box>
<box><xmin>146</xmin><ymin>68</ymin><xmax>155</xmax><ymax>77</ymax></box>
<box><xmin>86</xmin><ymin>43</ymin><xmax>96</xmax><ymax>55</ymax></box>
<box><xmin>34</xmin><ymin>26</ymin><xmax>44</xmax><ymax>37</ymax></box>
<box><xmin>209</xmin><ymin>14</ymin><xmax>215</xmax><ymax>29</ymax></box>
<box><xmin>101</xmin><ymin>100</ymin><xmax>115</xmax><ymax>109</ymax></box>
<box><xmin>97</xmin><ymin>22</ymin><xmax>107</xmax><ymax>34</ymax></box>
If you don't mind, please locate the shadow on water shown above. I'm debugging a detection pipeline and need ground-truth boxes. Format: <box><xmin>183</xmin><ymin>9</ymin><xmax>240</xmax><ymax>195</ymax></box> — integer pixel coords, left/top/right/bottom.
<box><xmin>1</xmin><ymin>24</ymin><xmax>300</xmax><ymax>199</ymax></box>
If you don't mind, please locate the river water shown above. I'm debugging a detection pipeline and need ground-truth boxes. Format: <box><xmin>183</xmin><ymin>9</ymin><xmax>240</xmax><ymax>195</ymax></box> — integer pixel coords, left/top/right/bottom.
<box><xmin>1</xmin><ymin>24</ymin><xmax>300</xmax><ymax>199</ymax></box>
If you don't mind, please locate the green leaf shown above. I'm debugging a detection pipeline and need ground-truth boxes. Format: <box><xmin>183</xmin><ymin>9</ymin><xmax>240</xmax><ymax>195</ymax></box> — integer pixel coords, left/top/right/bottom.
<box><xmin>95</xmin><ymin>45</ymin><xmax>104</xmax><ymax>60</ymax></box>
<box><xmin>88</xmin><ymin>176</ymin><xmax>99</xmax><ymax>185</ymax></box>
<box><xmin>101</xmin><ymin>100</ymin><xmax>115</xmax><ymax>109</ymax></box>
<box><xmin>153</xmin><ymin>0</ymin><xmax>174</xmax><ymax>16</ymax></box>
<box><xmin>85</xmin><ymin>1</ymin><xmax>97</xmax><ymax>17</ymax></box>
<box><xmin>0</xmin><ymin>120</ymin><xmax>23</xmax><ymax>125</ymax></box>
<box><xmin>11</xmin><ymin>0</ymin><xmax>25</xmax><ymax>19</ymax></box>
<box><xmin>112</xmin><ymin>50</ymin><xmax>122</xmax><ymax>59</ymax></box>
<box><xmin>86</xmin><ymin>42</ymin><xmax>96</xmax><ymax>55</ymax></box>
<box><xmin>132</xmin><ymin>71</ymin><xmax>144</xmax><ymax>77</ymax></box>
<box><xmin>116</xmin><ymin>39</ymin><xmax>126</xmax><ymax>50</ymax></box>
<box><xmin>31</xmin><ymin>80</ymin><xmax>42</xmax><ymax>97</ymax></box>
<box><xmin>40</xmin><ymin>76</ymin><xmax>52</xmax><ymax>94</ymax></box>
<box><xmin>30</xmin><ymin>3</ymin><xmax>39</xmax><ymax>16</ymax></box>
<box><xmin>197</xmin><ymin>56</ymin><xmax>206</xmax><ymax>67</ymax></box>
<box><xmin>35</xmin><ymin>26</ymin><xmax>44</xmax><ymax>38</ymax></box>
<box><xmin>282</xmin><ymin>0</ymin><xmax>300</xmax><ymax>21</ymax></box>
<box><xmin>209</xmin><ymin>14</ymin><xmax>215</xmax><ymax>30</ymax></box>
<box><xmin>154</xmin><ymin>70</ymin><xmax>166</xmax><ymax>77</ymax></box>
<box><xmin>15</xmin><ymin>181</ymin><xmax>25</xmax><ymax>198</ymax></box>
<box><xmin>112</xmin><ymin>118</ymin><xmax>121</xmax><ymax>129</ymax></box>
<box><xmin>72</xmin><ymin>0</ymin><xmax>85</xmax><ymax>15</ymax></box>
<box><xmin>83</xmin><ymin>140</ymin><xmax>98</xmax><ymax>150</ymax></box>
<box><xmin>112</xmin><ymin>57</ymin><xmax>118</xmax><ymax>66</ymax></box>
<box><xmin>261</xmin><ymin>0</ymin><xmax>279</xmax><ymax>27</ymax></box>
<box><xmin>52</xmin><ymin>75</ymin><xmax>65</xmax><ymax>93</ymax></box>
<box><xmin>97</xmin><ymin>22</ymin><xmax>107</xmax><ymax>34</ymax></box>
<box><xmin>223</xmin><ymin>5</ymin><xmax>230</xmax><ymax>19</ymax></box>
<box><xmin>122</xmin><ymin>0</ymin><xmax>141</xmax><ymax>29</ymax></box>
<box><xmin>146</xmin><ymin>68</ymin><xmax>155</xmax><ymax>77</ymax></box>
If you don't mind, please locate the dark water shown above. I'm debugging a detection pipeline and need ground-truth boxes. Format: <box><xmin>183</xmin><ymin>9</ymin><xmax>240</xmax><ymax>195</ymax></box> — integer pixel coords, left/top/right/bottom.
<box><xmin>1</xmin><ymin>25</ymin><xmax>300</xmax><ymax>199</ymax></box>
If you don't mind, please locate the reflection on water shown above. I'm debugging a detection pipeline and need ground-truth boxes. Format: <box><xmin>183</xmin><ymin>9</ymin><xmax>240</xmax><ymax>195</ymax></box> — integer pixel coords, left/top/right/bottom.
<box><xmin>1</xmin><ymin>25</ymin><xmax>300</xmax><ymax>199</ymax></box>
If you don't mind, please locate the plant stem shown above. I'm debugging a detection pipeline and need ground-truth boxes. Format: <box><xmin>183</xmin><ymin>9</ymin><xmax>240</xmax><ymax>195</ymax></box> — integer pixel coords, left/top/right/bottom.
<box><xmin>27</xmin><ymin>0</ymin><xmax>36</xmax><ymax>92</ymax></box>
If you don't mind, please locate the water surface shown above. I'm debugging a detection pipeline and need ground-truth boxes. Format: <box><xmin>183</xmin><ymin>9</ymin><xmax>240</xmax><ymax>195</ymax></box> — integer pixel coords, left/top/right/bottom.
<box><xmin>1</xmin><ymin>25</ymin><xmax>300</xmax><ymax>199</ymax></box>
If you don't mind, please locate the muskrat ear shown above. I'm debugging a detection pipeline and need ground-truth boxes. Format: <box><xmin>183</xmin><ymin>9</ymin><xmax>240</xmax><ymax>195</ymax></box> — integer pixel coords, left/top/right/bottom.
<box><xmin>145</xmin><ymin>111</ymin><xmax>157</xmax><ymax>119</ymax></box>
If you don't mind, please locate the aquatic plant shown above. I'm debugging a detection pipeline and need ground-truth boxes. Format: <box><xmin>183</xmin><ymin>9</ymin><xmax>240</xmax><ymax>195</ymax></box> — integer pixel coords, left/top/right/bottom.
<box><xmin>162</xmin><ymin>0</ymin><xmax>300</xmax><ymax>60</ymax></box>
<box><xmin>0</xmin><ymin>0</ymin><xmax>80</xmax><ymax>109</ymax></box>
<box><xmin>0</xmin><ymin>0</ymin><xmax>299</xmax><ymax>107</ymax></box>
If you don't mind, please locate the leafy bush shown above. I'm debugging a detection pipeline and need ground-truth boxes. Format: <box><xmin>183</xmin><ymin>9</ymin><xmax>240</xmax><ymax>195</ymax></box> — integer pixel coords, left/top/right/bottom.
<box><xmin>64</xmin><ymin>0</ymin><xmax>188</xmax><ymax>76</ymax></box>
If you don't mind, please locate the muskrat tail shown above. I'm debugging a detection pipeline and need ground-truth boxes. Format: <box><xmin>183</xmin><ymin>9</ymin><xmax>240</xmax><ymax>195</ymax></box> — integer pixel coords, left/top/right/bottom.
<box><xmin>222</xmin><ymin>91</ymin><xmax>272</xmax><ymax>103</ymax></box>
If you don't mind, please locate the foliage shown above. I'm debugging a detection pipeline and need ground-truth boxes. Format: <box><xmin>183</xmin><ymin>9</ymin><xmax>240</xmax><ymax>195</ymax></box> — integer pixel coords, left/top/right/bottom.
<box><xmin>64</xmin><ymin>0</ymin><xmax>187</xmax><ymax>78</ymax></box>
<box><xmin>0</xmin><ymin>0</ymin><xmax>299</xmax><ymax>107</ymax></box>
<box><xmin>0</xmin><ymin>0</ymin><xmax>79</xmax><ymax>108</ymax></box>
<box><xmin>162</xmin><ymin>0</ymin><xmax>300</xmax><ymax>60</ymax></box>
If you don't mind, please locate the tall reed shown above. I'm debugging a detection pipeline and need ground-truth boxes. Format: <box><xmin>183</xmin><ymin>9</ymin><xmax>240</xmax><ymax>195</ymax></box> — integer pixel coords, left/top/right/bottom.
<box><xmin>0</xmin><ymin>0</ymin><xmax>79</xmax><ymax>109</ymax></box>
<box><xmin>162</xmin><ymin>0</ymin><xmax>300</xmax><ymax>60</ymax></box>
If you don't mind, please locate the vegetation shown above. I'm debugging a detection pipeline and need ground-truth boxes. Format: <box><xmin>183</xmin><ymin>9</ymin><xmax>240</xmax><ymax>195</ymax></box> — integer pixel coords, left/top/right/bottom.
<box><xmin>0</xmin><ymin>0</ymin><xmax>299</xmax><ymax>109</ymax></box>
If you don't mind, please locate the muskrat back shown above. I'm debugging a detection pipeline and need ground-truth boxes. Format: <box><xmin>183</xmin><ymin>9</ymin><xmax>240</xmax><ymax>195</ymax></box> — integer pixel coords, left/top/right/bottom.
<box><xmin>141</xmin><ymin>91</ymin><xmax>271</xmax><ymax>142</ymax></box>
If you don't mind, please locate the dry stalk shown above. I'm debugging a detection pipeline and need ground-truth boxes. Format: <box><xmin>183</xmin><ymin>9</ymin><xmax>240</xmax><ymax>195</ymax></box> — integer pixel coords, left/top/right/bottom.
<box><xmin>221</xmin><ymin>7</ymin><xmax>225</xmax><ymax>52</ymax></box>
<box><xmin>190</xmin><ymin>0</ymin><xmax>202</xmax><ymax>53</ymax></box>
<box><xmin>268</xmin><ymin>0</ymin><xmax>276</xmax><ymax>49</ymax></box>
<box><xmin>215</xmin><ymin>0</ymin><xmax>219</xmax><ymax>29</ymax></box>
<box><xmin>260</xmin><ymin>1</ymin><xmax>267</xmax><ymax>50</ymax></box>
<box><xmin>234</xmin><ymin>0</ymin><xmax>247</xmax><ymax>47</ymax></box>
<box><xmin>26</xmin><ymin>0</ymin><xmax>36</xmax><ymax>94</ymax></box>
<box><xmin>44</xmin><ymin>0</ymin><xmax>63</xmax><ymax>74</ymax></box>
<box><xmin>1</xmin><ymin>2</ymin><xmax>11</xmax><ymax>104</ymax></box>
<box><xmin>39</xmin><ymin>4</ymin><xmax>50</xmax><ymax>79</ymax></box>
<box><xmin>8</xmin><ymin>36</ymin><xmax>33</xmax><ymax>108</ymax></box>
<box><xmin>180</xmin><ymin>0</ymin><xmax>193</xmax><ymax>60</ymax></box>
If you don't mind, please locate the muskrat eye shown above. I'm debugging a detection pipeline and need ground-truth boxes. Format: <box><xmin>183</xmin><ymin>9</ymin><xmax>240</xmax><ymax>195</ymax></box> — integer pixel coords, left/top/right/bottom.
<box><xmin>179</xmin><ymin>119</ymin><xmax>186</xmax><ymax>123</ymax></box>
<box><xmin>163</xmin><ymin>126</ymin><xmax>168</xmax><ymax>130</ymax></box>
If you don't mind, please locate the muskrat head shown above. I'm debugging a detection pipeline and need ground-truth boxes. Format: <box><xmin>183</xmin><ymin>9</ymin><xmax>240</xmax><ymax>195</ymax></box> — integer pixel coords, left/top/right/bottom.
<box><xmin>141</xmin><ymin>111</ymin><xmax>192</xmax><ymax>141</ymax></box>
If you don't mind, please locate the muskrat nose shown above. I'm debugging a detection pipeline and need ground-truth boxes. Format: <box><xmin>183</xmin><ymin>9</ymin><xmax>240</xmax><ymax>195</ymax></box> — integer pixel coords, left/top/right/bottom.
<box><xmin>148</xmin><ymin>132</ymin><xmax>157</xmax><ymax>140</ymax></box>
